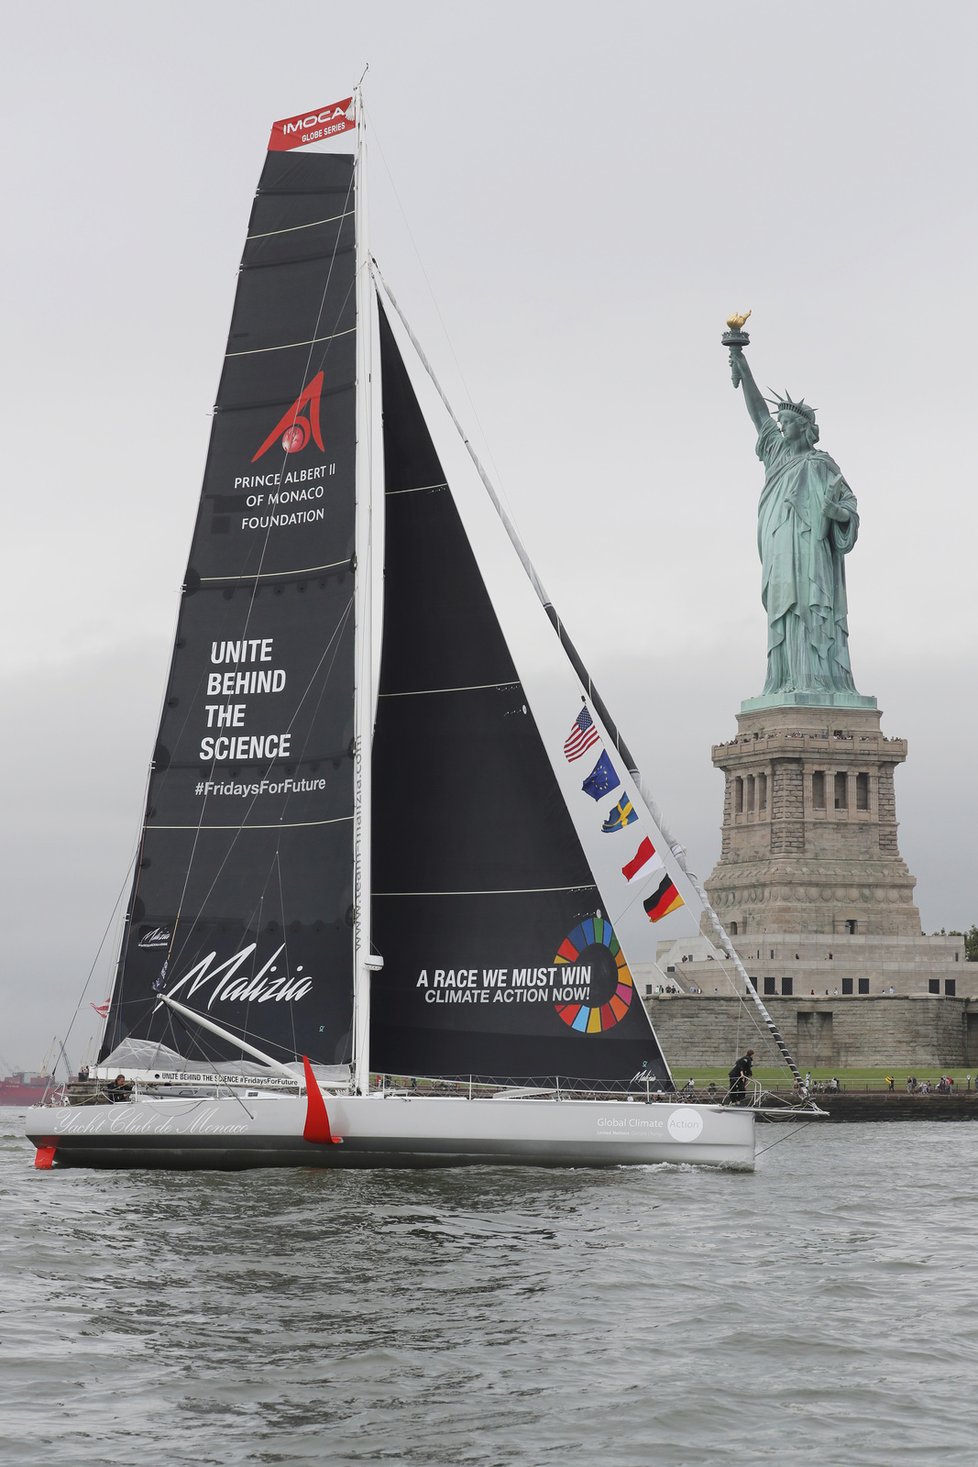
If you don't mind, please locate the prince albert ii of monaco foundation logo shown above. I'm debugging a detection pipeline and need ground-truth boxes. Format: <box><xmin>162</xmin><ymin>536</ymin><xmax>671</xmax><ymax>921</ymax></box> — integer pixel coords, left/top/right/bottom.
<box><xmin>251</xmin><ymin>371</ymin><xmax>325</xmax><ymax>463</ymax></box>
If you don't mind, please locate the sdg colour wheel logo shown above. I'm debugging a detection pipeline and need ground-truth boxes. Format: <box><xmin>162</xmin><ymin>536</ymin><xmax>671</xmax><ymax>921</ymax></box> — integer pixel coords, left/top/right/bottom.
<box><xmin>552</xmin><ymin>916</ymin><xmax>633</xmax><ymax>1035</ymax></box>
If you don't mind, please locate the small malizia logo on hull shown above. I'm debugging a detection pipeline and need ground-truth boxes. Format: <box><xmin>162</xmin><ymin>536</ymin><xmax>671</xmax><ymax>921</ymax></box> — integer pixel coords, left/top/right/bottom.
<box><xmin>251</xmin><ymin>372</ymin><xmax>325</xmax><ymax>464</ymax></box>
<box><xmin>138</xmin><ymin>926</ymin><xmax>171</xmax><ymax>950</ymax></box>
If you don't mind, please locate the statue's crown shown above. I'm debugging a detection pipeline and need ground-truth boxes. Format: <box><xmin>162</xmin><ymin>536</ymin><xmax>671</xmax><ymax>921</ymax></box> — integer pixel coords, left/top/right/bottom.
<box><xmin>766</xmin><ymin>389</ymin><xmax>817</xmax><ymax>423</ymax></box>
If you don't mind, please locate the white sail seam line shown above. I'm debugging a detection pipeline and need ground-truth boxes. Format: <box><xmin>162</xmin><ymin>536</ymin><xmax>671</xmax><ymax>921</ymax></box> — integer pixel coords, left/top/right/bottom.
<box><xmin>225</xmin><ymin>326</ymin><xmax>355</xmax><ymax>359</ymax></box>
<box><xmin>246</xmin><ymin>209</ymin><xmax>354</xmax><ymax>241</ymax></box>
<box><xmin>147</xmin><ymin>817</ymin><xmax>354</xmax><ymax>831</ymax></box>
<box><xmin>379</xmin><ymin>680</ymin><xmax>519</xmax><ymax>698</ymax></box>
<box><xmin>385</xmin><ymin>482</ymin><xmax>448</xmax><ymax>496</ymax></box>
<box><xmin>375</xmin><ymin>884</ymin><xmax>598</xmax><ymax>896</ymax></box>
<box><xmin>199</xmin><ymin>558</ymin><xmax>349</xmax><ymax>584</ymax></box>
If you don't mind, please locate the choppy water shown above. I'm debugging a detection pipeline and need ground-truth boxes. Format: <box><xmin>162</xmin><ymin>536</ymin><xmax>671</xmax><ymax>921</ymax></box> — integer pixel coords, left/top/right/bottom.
<box><xmin>2</xmin><ymin>1109</ymin><xmax>977</xmax><ymax>1466</ymax></box>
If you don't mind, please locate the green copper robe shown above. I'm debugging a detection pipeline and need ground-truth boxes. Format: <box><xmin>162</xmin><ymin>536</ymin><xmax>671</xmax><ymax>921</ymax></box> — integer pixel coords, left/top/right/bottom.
<box><xmin>755</xmin><ymin>418</ymin><xmax>859</xmax><ymax>695</ymax></box>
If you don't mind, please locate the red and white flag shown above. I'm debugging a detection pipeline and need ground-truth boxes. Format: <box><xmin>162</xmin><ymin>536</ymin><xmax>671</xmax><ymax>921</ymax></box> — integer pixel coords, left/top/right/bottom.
<box><xmin>90</xmin><ymin>1000</ymin><xmax>110</xmax><ymax>1019</ymax></box>
<box><xmin>268</xmin><ymin>99</ymin><xmax>356</xmax><ymax>153</ymax></box>
<box><xmin>621</xmin><ymin>837</ymin><xmax>660</xmax><ymax>884</ymax></box>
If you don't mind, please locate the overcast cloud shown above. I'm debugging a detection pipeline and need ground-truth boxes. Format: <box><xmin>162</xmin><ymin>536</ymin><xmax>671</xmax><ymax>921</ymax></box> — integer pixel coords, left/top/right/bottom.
<box><xmin>1</xmin><ymin>0</ymin><xmax>975</xmax><ymax>1067</ymax></box>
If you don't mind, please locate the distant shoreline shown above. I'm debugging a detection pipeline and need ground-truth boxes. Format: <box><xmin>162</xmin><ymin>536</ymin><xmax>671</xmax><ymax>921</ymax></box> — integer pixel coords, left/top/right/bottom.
<box><xmin>765</xmin><ymin>1091</ymin><xmax>978</xmax><ymax>1122</ymax></box>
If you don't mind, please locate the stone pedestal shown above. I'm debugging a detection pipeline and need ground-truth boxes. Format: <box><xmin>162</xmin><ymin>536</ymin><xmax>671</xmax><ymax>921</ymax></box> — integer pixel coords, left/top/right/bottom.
<box><xmin>703</xmin><ymin>703</ymin><xmax>920</xmax><ymax>938</ymax></box>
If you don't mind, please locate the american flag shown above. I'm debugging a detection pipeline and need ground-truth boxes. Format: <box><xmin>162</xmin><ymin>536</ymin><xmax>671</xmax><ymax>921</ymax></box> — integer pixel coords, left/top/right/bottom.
<box><xmin>90</xmin><ymin>1000</ymin><xmax>110</xmax><ymax>1018</ymax></box>
<box><xmin>563</xmin><ymin>707</ymin><xmax>599</xmax><ymax>762</ymax></box>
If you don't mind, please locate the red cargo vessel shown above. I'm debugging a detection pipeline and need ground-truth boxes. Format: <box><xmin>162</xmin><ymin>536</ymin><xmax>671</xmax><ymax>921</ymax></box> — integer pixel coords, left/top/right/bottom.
<box><xmin>0</xmin><ymin>1074</ymin><xmax>53</xmax><ymax>1105</ymax></box>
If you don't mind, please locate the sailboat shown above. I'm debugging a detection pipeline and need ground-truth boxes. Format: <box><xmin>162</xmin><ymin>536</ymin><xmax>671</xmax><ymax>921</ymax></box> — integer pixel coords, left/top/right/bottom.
<box><xmin>26</xmin><ymin>95</ymin><xmax>804</xmax><ymax>1172</ymax></box>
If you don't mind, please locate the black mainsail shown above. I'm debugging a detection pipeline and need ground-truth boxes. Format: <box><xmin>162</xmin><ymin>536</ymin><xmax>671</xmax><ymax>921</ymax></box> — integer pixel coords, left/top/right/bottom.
<box><xmin>370</xmin><ymin>307</ymin><xmax>670</xmax><ymax>1086</ymax></box>
<box><xmin>100</xmin><ymin>150</ymin><xmax>360</xmax><ymax>1070</ymax></box>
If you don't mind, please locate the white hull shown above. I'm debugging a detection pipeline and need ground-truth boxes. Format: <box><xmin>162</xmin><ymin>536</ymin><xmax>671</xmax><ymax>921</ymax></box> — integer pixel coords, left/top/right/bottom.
<box><xmin>26</xmin><ymin>1094</ymin><xmax>756</xmax><ymax>1171</ymax></box>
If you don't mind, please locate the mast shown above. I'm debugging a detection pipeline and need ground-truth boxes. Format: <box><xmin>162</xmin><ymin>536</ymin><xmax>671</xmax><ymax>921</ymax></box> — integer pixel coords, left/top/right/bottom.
<box><xmin>371</xmin><ymin>267</ymin><xmax>804</xmax><ymax>1089</ymax></box>
<box><xmin>351</xmin><ymin>88</ymin><xmax>374</xmax><ymax>1094</ymax></box>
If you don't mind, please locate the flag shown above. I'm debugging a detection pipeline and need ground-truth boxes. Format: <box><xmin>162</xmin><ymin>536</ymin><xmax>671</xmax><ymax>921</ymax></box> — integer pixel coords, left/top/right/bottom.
<box><xmin>90</xmin><ymin>1000</ymin><xmax>110</xmax><ymax>1018</ymax></box>
<box><xmin>643</xmin><ymin>874</ymin><xmax>685</xmax><ymax>922</ymax></box>
<box><xmin>602</xmin><ymin>797</ymin><xmax>637</xmax><ymax>832</ymax></box>
<box><xmin>563</xmin><ymin>707</ymin><xmax>599</xmax><ymax>762</ymax></box>
<box><xmin>268</xmin><ymin>99</ymin><xmax>356</xmax><ymax>152</ymax></box>
<box><xmin>622</xmin><ymin>836</ymin><xmax>658</xmax><ymax>884</ymax></box>
<box><xmin>582</xmin><ymin>751</ymin><xmax>620</xmax><ymax>801</ymax></box>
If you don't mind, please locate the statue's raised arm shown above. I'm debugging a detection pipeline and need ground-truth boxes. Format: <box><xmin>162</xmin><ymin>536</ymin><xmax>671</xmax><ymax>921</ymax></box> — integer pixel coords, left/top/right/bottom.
<box><xmin>721</xmin><ymin>314</ymin><xmax>869</xmax><ymax>707</ymax></box>
<box><xmin>730</xmin><ymin>347</ymin><xmax>770</xmax><ymax>434</ymax></box>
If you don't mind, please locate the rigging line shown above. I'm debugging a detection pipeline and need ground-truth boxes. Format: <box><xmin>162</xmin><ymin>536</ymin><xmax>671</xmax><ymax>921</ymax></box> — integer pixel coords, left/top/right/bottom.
<box><xmin>238</xmin><ymin>162</ymin><xmax>358</xmax><ymax>640</ymax></box>
<box><xmin>150</xmin><ymin>546</ymin><xmax>283</xmax><ymax>815</ymax></box>
<box><xmin>160</xmin><ymin>599</ymin><xmax>354</xmax><ymax>976</ymax></box>
<box><xmin>61</xmin><ymin>846</ymin><xmax>139</xmax><ymax>1060</ymax></box>
<box><xmin>273</xmin><ymin>852</ymin><xmax>301</xmax><ymax>1067</ymax></box>
<box><xmin>148</xmin><ymin>171</ymin><xmax>355</xmax><ymax>897</ymax></box>
<box><xmin>277</xmin><ymin>591</ymin><xmax>355</xmax><ymax>784</ymax></box>
<box><xmin>755</xmin><ymin>1119</ymin><xmax>820</xmax><ymax>1156</ymax></box>
<box><xmin>373</xmin><ymin>263</ymin><xmax>804</xmax><ymax>1090</ymax></box>
<box><xmin>363</xmin><ymin>102</ymin><xmax>512</xmax><ymax>499</ymax></box>
<box><xmin>238</xmin><ymin>261</ymin><xmax>358</xmax><ymax>636</ymax></box>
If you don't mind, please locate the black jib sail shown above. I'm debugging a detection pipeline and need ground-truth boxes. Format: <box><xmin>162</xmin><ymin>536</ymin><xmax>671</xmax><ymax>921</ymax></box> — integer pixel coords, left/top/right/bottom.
<box><xmin>370</xmin><ymin>306</ymin><xmax>670</xmax><ymax>1087</ymax></box>
<box><xmin>100</xmin><ymin>149</ymin><xmax>360</xmax><ymax>1069</ymax></box>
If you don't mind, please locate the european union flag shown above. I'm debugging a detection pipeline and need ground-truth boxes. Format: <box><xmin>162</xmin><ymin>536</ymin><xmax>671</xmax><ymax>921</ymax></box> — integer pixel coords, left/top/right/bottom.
<box><xmin>602</xmin><ymin>797</ymin><xmax>637</xmax><ymax>832</ymax></box>
<box><xmin>582</xmin><ymin>751</ymin><xmax>620</xmax><ymax>801</ymax></box>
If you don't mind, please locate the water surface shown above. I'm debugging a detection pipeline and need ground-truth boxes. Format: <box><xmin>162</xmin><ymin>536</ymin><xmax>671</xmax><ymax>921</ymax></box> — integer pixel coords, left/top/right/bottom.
<box><xmin>2</xmin><ymin>1110</ymin><xmax>976</xmax><ymax>1465</ymax></box>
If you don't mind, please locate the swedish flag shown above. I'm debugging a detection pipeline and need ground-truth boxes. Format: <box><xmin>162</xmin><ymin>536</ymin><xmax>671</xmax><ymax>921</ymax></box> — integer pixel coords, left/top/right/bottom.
<box><xmin>602</xmin><ymin>797</ymin><xmax>637</xmax><ymax>833</ymax></box>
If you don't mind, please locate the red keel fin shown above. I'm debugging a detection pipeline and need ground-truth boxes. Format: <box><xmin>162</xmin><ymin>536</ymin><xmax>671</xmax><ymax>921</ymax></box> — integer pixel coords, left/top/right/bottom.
<box><xmin>302</xmin><ymin>1056</ymin><xmax>341</xmax><ymax>1144</ymax></box>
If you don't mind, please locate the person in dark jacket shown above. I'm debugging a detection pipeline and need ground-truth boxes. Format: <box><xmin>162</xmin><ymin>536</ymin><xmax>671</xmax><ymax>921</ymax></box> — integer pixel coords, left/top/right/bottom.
<box><xmin>727</xmin><ymin>1049</ymin><xmax>755</xmax><ymax>1104</ymax></box>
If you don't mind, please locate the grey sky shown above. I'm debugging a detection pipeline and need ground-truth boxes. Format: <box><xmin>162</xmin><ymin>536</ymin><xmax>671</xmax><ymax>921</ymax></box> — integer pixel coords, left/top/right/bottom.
<box><xmin>2</xmin><ymin>1</ymin><xmax>976</xmax><ymax>1067</ymax></box>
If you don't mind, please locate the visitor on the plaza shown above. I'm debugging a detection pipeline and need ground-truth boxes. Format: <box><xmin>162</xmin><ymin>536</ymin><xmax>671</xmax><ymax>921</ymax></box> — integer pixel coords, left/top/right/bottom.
<box><xmin>885</xmin><ymin>1075</ymin><xmax>894</xmax><ymax>1091</ymax></box>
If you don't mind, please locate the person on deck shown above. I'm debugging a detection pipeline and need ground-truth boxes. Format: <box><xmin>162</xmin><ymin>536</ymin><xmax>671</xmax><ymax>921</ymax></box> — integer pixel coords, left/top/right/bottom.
<box><xmin>107</xmin><ymin>1074</ymin><xmax>132</xmax><ymax>1103</ymax></box>
<box><xmin>727</xmin><ymin>1050</ymin><xmax>755</xmax><ymax>1105</ymax></box>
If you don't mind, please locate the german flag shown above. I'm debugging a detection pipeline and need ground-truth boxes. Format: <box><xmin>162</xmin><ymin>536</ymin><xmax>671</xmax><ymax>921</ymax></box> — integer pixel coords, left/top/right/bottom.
<box><xmin>642</xmin><ymin>874</ymin><xmax>684</xmax><ymax>923</ymax></box>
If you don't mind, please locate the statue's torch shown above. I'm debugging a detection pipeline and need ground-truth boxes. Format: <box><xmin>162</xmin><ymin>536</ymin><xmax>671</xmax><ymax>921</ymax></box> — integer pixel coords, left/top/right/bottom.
<box><xmin>722</xmin><ymin>310</ymin><xmax>751</xmax><ymax>386</ymax></box>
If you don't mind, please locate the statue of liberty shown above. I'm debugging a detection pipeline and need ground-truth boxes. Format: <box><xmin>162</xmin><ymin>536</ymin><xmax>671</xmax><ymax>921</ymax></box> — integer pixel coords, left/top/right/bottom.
<box><xmin>727</xmin><ymin>325</ymin><xmax>867</xmax><ymax>704</ymax></box>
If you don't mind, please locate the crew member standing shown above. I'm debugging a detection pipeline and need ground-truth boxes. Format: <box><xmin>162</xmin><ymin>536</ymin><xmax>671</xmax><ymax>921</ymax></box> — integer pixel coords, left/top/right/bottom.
<box><xmin>727</xmin><ymin>1049</ymin><xmax>755</xmax><ymax>1105</ymax></box>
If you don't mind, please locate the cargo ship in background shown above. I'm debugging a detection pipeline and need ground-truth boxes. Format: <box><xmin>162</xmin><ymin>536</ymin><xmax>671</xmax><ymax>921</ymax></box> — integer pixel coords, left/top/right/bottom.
<box><xmin>1</xmin><ymin>1073</ymin><xmax>54</xmax><ymax>1106</ymax></box>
